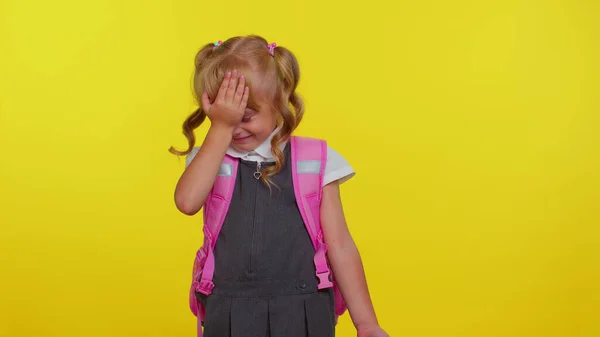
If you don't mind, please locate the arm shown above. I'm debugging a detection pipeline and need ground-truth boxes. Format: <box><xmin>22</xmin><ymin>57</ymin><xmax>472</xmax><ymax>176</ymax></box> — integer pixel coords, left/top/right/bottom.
<box><xmin>320</xmin><ymin>181</ymin><xmax>389</xmax><ymax>337</ymax></box>
<box><xmin>174</xmin><ymin>69</ymin><xmax>249</xmax><ymax>215</ymax></box>
<box><xmin>174</xmin><ymin>125</ymin><xmax>233</xmax><ymax>215</ymax></box>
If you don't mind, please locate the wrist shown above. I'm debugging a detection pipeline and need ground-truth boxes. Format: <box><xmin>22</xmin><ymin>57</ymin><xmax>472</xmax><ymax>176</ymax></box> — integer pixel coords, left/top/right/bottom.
<box><xmin>353</xmin><ymin>312</ymin><xmax>380</xmax><ymax>331</ymax></box>
<box><xmin>345</xmin><ymin>298</ymin><xmax>379</xmax><ymax>331</ymax></box>
<box><xmin>355</xmin><ymin>320</ymin><xmax>380</xmax><ymax>331</ymax></box>
<box><xmin>203</xmin><ymin>124</ymin><xmax>234</xmax><ymax>151</ymax></box>
<box><xmin>207</xmin><ymin>123</ymin><xmax>234</xmax><ymax>142</ymax></box>
<box><xmin>209</xmin><ymin>122</ymin><xmax>235</xmax><ymax>135</ymax></box>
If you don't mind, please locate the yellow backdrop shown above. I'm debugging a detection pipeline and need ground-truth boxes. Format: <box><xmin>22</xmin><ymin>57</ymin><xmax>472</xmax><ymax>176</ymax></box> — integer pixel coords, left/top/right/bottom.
<box><xmin>1</xmin><ymin>0</ymin><xmax>599</xmax><ymax>336</ymax></box>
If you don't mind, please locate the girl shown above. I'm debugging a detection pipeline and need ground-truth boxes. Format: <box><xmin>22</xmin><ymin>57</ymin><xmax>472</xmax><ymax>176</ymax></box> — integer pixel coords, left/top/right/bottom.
<box><xmin>171</xmin><ymin>35</ymin><xmax>388</xmax><ymax>337</ymax></box>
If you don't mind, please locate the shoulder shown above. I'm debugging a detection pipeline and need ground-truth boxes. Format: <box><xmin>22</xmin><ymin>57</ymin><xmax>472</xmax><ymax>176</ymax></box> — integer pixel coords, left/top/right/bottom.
<box><xmin>291</xmin><ymin>136</ymin><xmax>355</xmax><ymax>186</ymax></box>
<box><xmin>324</xmin><ymin>144</ymin><xmax>355</xmax><ymax>186</ymax></box>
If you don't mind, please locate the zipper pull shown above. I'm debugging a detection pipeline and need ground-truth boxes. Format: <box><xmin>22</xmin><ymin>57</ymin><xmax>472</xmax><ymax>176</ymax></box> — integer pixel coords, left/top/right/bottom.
<box><xmin>253</xmin><ymin>162</ymin><xmax>262</xmax><ymax>180</ymax></box>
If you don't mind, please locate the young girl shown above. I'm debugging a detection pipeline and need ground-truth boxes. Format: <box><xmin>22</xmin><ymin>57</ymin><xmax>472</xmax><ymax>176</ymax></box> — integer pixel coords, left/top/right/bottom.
<box><xmin>171</xmin><ymin>35</ymin><xmax>388</xmax><ymax>337</ymax></box>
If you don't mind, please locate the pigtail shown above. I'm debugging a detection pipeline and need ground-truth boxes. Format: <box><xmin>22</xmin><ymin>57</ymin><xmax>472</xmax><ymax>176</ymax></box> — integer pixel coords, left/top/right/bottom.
<box><xmin>261</xmin><ymin>44</ymin><xmax>305</xmax><ymax>188</ymax></box>
<box><xmin>169</xmin><ymin>42</ymin><xmax>217</xmax><ymax>156</ymax></box>
<box><xmin>168</xmin><ymin>107</ymin><xmax>206</xmax><ymax>156</ymax></box>
<box><xmin>272</xmin><ymin>45</ymin><xmax>304</xmax><ymax>132</ymax></box>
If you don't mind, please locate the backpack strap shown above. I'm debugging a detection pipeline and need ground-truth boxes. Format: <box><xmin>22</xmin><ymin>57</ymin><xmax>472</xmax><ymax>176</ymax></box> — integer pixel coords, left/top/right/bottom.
<box><xmin>193</xmin><ymin>155</ymin><xmax>238</xmax><ymax>296</ymax></box>
<box><xmin>290</xmin><ymin>136</ymin><xmax>334</xmax><ymax>290</ymax></box>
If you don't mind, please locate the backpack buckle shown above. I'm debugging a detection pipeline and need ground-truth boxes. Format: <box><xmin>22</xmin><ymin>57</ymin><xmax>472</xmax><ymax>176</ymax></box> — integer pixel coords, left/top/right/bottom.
<box><xmin>316</xmin><ymin>270</ymin><xmax>333</xmax><ymax>289</ymax></box>
<box><xmin>195</xmin><ymin>279</ymin><xmax>215</xmax><ymax>295</ymax></box>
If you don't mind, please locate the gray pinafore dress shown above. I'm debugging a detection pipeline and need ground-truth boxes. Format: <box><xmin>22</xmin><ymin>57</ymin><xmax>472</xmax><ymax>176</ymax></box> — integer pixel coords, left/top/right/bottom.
<box><xmin>196</xmin><ymin>144</ymin><xmax>336</xmax><ymax>337</ymax></box>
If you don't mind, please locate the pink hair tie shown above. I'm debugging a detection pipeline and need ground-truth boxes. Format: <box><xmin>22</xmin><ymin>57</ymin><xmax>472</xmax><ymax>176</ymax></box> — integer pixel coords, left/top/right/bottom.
<box><xmin>267</xmin><ymin>42</ymin><xmax>276</xmax><ymax>56</ymax></box>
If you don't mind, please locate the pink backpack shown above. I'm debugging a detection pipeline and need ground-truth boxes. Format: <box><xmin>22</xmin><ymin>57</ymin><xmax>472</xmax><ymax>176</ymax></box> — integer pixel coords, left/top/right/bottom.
<box><xmin>188</xmin><ymin>136</ymin><xmax>347</xmax><ymax>336</ymax></box>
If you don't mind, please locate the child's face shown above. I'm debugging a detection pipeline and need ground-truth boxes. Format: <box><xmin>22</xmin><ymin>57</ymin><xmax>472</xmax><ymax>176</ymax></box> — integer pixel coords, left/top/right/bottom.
<box><xmin>230</xmin><ymin>97</ymin><xmax>277</xmax><ymax>152</ymax></box>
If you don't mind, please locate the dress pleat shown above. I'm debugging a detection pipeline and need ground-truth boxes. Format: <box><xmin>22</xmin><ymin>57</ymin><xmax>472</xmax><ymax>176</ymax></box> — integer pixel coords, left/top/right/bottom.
<box><xmin>269</xmin><ymin>294</ymin><xmax>307</xmax><ymax>337</ymax></box>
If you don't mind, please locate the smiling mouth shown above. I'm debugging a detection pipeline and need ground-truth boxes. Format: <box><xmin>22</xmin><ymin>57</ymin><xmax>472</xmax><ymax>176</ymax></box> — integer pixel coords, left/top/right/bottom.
<box><xmin>233</xmin><ymin>135</ymin><xmax>252</xmax><ymax>142</ymax></box>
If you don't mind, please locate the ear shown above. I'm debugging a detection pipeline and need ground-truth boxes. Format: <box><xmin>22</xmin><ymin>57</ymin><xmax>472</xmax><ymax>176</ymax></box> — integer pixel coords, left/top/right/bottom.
<box><xmin>201</xmin><ymin>92</ymin><xmax>212</xmax><ymax>111</ymax></box>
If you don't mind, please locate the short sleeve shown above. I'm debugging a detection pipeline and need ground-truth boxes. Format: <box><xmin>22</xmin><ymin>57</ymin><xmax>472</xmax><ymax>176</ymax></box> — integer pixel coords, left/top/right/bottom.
<box><xmin>323</xmin><ymin>145</ymin><xmax>355</xmax><ymax>186</ymax></box>
<box><xmin>185</xmin><ymin>147</ymin><xmax>200</xmax><ymax>168</ymax></box>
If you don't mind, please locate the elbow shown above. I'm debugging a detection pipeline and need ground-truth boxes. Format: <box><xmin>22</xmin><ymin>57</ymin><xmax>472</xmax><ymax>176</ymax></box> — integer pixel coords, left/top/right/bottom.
<box><xmin>174</xmin><ymin>193</ymin><xmax>202</xmax><ymax>216</ymax></box>
<box><xmin>178</xmin><ymin>204</ymin><xmax>200</xmax><ymax>216</ymax></box>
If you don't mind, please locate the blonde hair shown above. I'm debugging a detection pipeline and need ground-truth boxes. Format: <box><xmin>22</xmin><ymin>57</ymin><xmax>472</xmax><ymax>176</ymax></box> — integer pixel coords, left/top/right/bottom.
<box><xmin>169</xmin><ymin>35</ymin><xmax>304</xmax><ymax>186</ymax></box>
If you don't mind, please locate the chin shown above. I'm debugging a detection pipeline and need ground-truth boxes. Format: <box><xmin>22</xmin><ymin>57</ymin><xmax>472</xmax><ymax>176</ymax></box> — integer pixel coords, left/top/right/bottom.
<box><xmin>231</xmin><ymin>140</ymin><xmax>257</xmax><ymax>152</ymax></box>
<box><xmin>231</xmin><ymin>134</ymin><xmax>269</xmax><ymax>152</ymax></box>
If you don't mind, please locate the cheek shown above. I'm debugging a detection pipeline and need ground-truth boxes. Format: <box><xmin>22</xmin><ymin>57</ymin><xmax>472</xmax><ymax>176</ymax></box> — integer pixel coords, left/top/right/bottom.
<box><xmin>248</xmin><ymin>117</ymin><xmax>276</xmax><ymax>136</ymax></box>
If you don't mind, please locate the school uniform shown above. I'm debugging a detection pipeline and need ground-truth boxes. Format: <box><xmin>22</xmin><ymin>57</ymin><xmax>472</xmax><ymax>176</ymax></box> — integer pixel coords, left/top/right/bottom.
<box><xmin>186</xmin><ymin>129</ymin><xmax>354</xmax><ymax>337</ymax></box>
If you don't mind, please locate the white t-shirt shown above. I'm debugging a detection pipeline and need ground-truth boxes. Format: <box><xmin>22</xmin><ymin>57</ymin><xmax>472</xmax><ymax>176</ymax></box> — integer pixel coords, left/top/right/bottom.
<box><xmin>185</xmin><ymin>131</ymin><xmax>355</xmax><ymax>186</ymax></box>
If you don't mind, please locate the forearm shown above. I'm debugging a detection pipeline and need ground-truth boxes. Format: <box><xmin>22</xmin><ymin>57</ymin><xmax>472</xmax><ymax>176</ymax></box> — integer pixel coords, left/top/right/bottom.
<box><xmin>174</xmin><ymin>125</ymin><xmax>233</xmax><ymax>215</ymax></box>
<box><xmin>328</xmin><ymin>236</ymin><xmax>379</xmax><ymax>330</ymax></box>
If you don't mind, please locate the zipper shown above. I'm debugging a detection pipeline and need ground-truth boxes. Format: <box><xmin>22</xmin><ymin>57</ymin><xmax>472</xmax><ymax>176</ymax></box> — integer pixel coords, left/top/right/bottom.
<box><xmin>253</xmin><ymin>161</ymin><xmax>262</xmax><ymax>180</ymax></box>
<box><xmin>249</xmin><ymin>160</ymin><xmax>262</xmax><ymax>274</ymax></box>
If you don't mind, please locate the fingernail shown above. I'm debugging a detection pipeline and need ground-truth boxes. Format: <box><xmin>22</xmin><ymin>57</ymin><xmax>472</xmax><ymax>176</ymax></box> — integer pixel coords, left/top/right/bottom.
<box><xmin>240</xmin><ymin>75</ymin><xmax>245</xmax><ymax>80</ymax></box>
<box><xmin>233</xmin><ymin>69</ymin><xmax>238</xmax><ymax>74</ymax></box>
<box><xmin>226</xmin><ymin>72</ymin><xmax>231</xmax><ymax>76</ymax></box>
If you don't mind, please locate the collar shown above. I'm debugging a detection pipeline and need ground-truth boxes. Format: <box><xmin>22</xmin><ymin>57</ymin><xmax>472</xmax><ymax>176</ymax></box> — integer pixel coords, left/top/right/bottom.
<box><xmin>226</xmin><ymin>127</ymin><xmax>286</xmax><ymax>162</ymax></box>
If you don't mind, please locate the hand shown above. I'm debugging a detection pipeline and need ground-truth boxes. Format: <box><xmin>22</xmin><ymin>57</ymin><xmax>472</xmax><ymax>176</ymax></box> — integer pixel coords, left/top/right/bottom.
<box><xmin>357</xmin><ymin>325</ymin><xmax>390</xmax><ymax>337</ymax></box>
<box><xmin>201</xmin><ymin>69</ymin><xmax>249</xmax><ymax>129</ymax></box>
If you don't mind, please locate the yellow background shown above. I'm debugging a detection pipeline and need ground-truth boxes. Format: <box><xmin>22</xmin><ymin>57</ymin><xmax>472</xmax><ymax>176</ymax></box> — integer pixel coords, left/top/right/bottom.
<box><xmin>1</xmin><ymin>0</ymin><xmax>599</xmax><ymax>336</ymax></box>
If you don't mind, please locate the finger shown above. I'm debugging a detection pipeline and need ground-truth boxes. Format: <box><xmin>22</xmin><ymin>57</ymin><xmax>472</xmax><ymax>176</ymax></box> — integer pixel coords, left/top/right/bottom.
<box><xmin>239</xmin><ymin>86</ymin><xmax>250</xmax><ymax>108</ymax></box>
<box><xmin>225</xmin><ymin>69</ymin><xmax>238</xmax><ymax>102</ymax></box>
<box><xmin>215</xmin><ymin>71</ymin><xmax>231</xmax><ymax>102</ymax></box>
<box><xmin>233</xmin><ymin>75</ymin><xmax>246</xmax><ymax>105</ymax></box>
<box><xmin>201</xmin><ymin>92</ymin><xmax>211</xmax><ymax>111</ymax></box>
